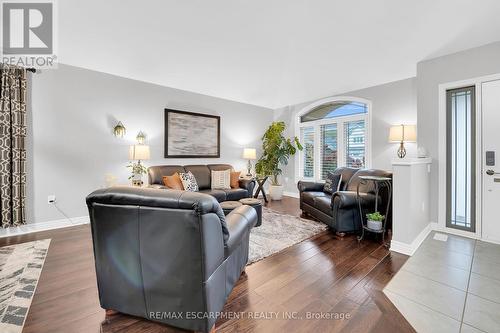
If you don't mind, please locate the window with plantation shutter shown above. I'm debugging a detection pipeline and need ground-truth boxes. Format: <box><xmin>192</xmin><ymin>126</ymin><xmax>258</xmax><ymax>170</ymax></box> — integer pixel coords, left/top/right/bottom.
<box><xmin>320</xmin><ymin>124</ymin><xmax>338</xmax><ymax>180</ymax></box>
<box><xmin>344</xmin><ymin>120</ymin><xmax>365</xmax><ymax>168</ymax></box>
<box><xmin>297</xmin><ymin>98</ymin><xmax>370</xmax><ymax>182</ymax></box>
<box><xmin>300</xmin><ymin>127</ymin><xmax>315</xmax><ymax>178</ymax></box>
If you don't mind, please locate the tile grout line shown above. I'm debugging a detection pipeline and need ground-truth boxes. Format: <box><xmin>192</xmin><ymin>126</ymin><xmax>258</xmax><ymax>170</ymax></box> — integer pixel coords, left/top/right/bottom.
<box><xmin>459</xmin><ymin>239</ymin><xmax>477</xmax><ymax>332</ymax></box>
<box><xmin>384</xmin><ymin>288</ymin><xmax>462</xmax><ymax>324</ymax></box>
<box><xmin>400</xmin><ymin>266</ymin><xmax>468</xmax><ymax>293</ymax></box>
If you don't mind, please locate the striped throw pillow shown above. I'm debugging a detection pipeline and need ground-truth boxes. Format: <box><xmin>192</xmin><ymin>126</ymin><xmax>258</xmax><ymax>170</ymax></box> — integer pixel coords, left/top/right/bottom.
<box><xmin>211</xmin><ymin>169</ymin><xmax>231</xmax><ymax>190</ymax></box>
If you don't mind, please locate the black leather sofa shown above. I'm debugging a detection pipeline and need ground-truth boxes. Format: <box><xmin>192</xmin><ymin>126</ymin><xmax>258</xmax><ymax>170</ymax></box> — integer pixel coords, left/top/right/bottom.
<box><xmin>148</xmin><ymin>164</ymin><xmax>255</xmax><ymax>202</ymax></box>
<box><xmin>298</xmin><ymin>168</ymin><xmax>392</xmax><ymax>235</ymax></box>
<box><xmin>86</xmin><ymin>186</ymin><xmax>257</xmax><ymax>332</ymax></box>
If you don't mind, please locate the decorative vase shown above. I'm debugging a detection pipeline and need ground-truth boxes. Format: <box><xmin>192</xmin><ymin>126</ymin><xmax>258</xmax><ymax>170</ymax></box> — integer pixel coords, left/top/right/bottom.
<box><xmin>367</xmin><ymin>219</ymin><xmax>382</xmax><ymax>231</ymax></box>
<box><xmin>417</xmin><ymin>146</ymin><xmax>428</xmax><ymax>158</ymax></box>
<box><xmin>269</xmin><ymin>184</ymin><xmax>284</xmax><ymax>200</ymax></box>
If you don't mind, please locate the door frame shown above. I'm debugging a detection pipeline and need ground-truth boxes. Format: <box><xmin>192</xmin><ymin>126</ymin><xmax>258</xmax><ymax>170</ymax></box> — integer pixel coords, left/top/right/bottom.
<box><xmin>438</xmin><ymin>72</ymin><xmax>500</xmax><ymax>240</ymax></box>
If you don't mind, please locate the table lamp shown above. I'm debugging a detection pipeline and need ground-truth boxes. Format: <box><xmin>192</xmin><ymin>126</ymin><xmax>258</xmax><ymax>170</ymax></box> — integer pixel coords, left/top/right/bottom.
<box><xmin>129</xmin><ymin>144</ymin><xmax>150</xmax><ymax>186</ymax></box>
<box><xmin>389</xmin><ymin>124</ymin><xmax>416</xmax><ymax>158</ymax></box>
<box><xmin>242</xmin><ymin>148</ymin><xmax>257</xmax><ymax>176</ymax></box>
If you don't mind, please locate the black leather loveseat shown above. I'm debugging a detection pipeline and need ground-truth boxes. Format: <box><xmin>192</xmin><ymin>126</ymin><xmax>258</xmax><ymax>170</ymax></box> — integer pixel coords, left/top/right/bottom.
<box><xmin>148</xmin><ymin>164</ymin><xmax>255</xmax><ymax>202</ymax></box>
<box><xmin>298</xmin><ymin>168</ymin><xmax>392</xmax><ymax>235</ymax></box>
<box><xmin>86</xmin><ymin>186</ymin><xmax>257</xmax><ymax>332</ymax></box>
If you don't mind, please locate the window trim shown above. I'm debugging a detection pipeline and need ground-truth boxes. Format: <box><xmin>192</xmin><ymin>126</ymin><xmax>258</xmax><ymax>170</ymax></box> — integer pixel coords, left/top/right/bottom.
<box><xmin>295</xmin><ymin>96</ymin><xmax>372</xmax><ymax>183</ymax></box>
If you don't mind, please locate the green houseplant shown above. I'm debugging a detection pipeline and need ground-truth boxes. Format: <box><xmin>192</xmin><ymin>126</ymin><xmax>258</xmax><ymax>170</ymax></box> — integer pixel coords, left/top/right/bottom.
<box><xmin>255</xmin><ymin>121</ymin><xmax>302</xmax><ymax>200</ymax></box>
<box><xmin>366</xmin><ymin>212</ymin><xmax>385</xmax><ymax>231</ymax></box>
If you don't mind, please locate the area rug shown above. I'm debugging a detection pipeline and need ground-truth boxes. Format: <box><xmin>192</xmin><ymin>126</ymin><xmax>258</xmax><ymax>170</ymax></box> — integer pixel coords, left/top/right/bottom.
<box><xmin>248</xmin><ymin>208</ymin><xmax>327</xmax><ymax>264</ymax></box>
<box><xmin>0</xmin><ymin>239</ymin><xmax>50</xmax><ymax>333</ymax></box>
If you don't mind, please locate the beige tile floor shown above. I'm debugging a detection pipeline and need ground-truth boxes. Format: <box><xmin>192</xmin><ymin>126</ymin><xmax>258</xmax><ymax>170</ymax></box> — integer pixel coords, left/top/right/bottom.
<box><xmin>384</xmin><ymin>231</ymin><xmax>500</xmax><ymax>333</ymax></box>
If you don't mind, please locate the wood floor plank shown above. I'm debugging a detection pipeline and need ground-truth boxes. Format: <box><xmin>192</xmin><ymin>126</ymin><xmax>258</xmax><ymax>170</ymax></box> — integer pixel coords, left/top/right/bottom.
<box><xmin>0</xmin><ymin>197</ymin><xmax>413</xmax><ymax>332</ymax></box>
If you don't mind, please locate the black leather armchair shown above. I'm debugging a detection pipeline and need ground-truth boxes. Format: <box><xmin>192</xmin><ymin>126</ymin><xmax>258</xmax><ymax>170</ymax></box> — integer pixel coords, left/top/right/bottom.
<box><xmin>298</xmin><ymin>168</ymin><xmax>391</xmax><ymax>235</ymax></box>
<box><xmin>86</xmin><ymin>186</ymin><xmax>257</xmax><ymax>332</ymax></box>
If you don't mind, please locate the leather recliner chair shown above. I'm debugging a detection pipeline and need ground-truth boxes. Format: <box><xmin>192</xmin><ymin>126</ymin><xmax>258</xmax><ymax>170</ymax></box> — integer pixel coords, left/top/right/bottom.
<box><xmin>86</xmin><ymin>186</ymin><xmax>257</xmax><ymax>332</ymax></box>
<box><xmin>298</xmin><ymin>168</ymin><xmax>392</xmax><ymax>235</ymax></box>
<box><xmin>148</xmin><ymin>164</ymin><xmax>256</xmax><ymax>202</ymax></box>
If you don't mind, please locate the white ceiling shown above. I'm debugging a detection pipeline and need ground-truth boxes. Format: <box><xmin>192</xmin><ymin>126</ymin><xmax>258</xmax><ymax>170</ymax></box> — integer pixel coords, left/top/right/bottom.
<box><xmin>59</xmin><ymin>0</ymin><xmax>500</xmax><ymax>109</ymax></box>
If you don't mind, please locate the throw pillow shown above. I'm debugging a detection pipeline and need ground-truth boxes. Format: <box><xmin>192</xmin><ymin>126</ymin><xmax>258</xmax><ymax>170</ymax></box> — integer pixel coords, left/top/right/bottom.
<box><xmin>162</xmin><ymin>173</ymin><xmax>184</xmax><ymax>190</ymax></box>
<box><xmin>211</xmin><ymin>169</ymin><xmax>231</xmax><ymax>190</ymax></box>
<box><xmin>323</xmin><ymin>172</ymin><xmax>342</xmax><ymax>194</ymax></box>
<box><xmin>179</xmin><ymin>171</ymin><xmax>199</xmax><ymax>192</ymax></box>
<box><xmin>230</xmin><ymin>171</ymin><xmax>241</xmax><ymax>189</ymax></box>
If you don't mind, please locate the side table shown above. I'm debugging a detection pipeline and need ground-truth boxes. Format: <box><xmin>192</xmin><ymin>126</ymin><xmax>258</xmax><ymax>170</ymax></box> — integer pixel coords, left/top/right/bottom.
<box><xmin>253</xmin><ymin>176</ymin><xmax>269</xmax><ymax>203</ymax></box>
<box><xmin>356</xmin><ymin>176</ymin><xmax>392</xmax><ymax>247</ymax></box>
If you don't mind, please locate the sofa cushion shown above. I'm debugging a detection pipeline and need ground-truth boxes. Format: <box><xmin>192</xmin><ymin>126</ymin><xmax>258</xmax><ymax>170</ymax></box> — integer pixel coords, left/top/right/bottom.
<box><xmin>230</xmin><ymin>171</ymin><xmax>241</xmax><ymax>189</ymax></box>
<box><xmin>179</xmin><ymin>171</ymin><xmax>199</xmax><ymax>192</ymax></box>
<box><xmin>346</xmin><ymin>169</ymin><xmax>392</xmax><ymax>193</ymax></box>
<box><xmin>331</xmin><ymin>167</ymin><xmax>358</xmax><ymax>191</ymax></box>
<box><xmin>162</xmin><ymin>173</ymin><xmax>184</xmax><ymax>190</ymax></box>
<box><xmin>184</xmin><ymin>165</ymin><xmax>211</xmax><ymax>190</ymax></box>
<box><xmin>315</xmin><ymin>196</ymin><xmax>333</xmax><ymax>216</ymax></box>
<box><xmin>323</xmin><ymin>172</ymin><xmax>342</xmax><ymax>194</ymax></box>
<box><xmin>199</xmin><ymin>189</ymin><xmax>227</xmax><ymax>202</ymax></box>
<box><xmin>148</xmin><ymin>165</ymin><xmax>185</xmax><ymax>185</ymax></box>
<box><xmin>207</xmin><ymin>164</ymin><xmax>233</xmax><ymax>172</ymax></box>
<box><xmin>301</xmin><ymin>191</ymin><xmax>329</xmax><ymax>207</ymax></box>
<box><xmin>211</xmin><ymin>169</ymin><xmax>231</xmax><ymax>190</ymax></box>
<box><xmin>224</xmin><ymin>188</ymin><xmax>248</xmax><ymax>201</ymax></box>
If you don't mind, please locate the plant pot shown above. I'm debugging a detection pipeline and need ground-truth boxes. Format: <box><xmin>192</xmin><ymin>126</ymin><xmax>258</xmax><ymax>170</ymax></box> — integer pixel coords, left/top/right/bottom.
<box><xmin>269</xmin><ymin>185</ymin><xmax>284</xmax><ymax>200</ymax></box>
<box><xmin>131</xmin><ymin>173</ymin><xmax>143</xmax><ymax>187</ymax></box>
<box><xmin>367</xmin><ymin>219</ymin><xmax>383</xmax><ymax>231</ymax></box>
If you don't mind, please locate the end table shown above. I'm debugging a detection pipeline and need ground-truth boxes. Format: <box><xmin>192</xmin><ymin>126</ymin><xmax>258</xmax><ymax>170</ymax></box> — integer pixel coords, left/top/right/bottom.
<box><xmin>253</xmin><ymin>176</ymin><xmax>269</xmax><ymax>203</ymax></box>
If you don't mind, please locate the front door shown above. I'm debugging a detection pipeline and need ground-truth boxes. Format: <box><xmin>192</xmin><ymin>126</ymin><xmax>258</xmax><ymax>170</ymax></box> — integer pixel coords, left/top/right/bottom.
<box><xmin>482</xmin><ymin>79</ymin><xmax>500</xmax><ymax>242</ymax></box>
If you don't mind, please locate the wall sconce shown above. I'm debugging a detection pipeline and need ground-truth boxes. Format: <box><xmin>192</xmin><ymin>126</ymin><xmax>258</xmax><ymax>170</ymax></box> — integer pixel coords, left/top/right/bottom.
<box><xmin>136</xmin><ymin>131</ymin><xmax>146</xmax><ymax>144</ymax></box>
<box><xmin>113</xmin><ymin>121</ymin><xmax>126</xmax><ymax>138</ymax></box>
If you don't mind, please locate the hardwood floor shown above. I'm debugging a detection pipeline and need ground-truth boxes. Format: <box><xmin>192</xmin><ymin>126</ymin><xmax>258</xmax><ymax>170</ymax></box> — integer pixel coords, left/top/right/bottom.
<box><xmin>0</xmin><ymin>197</ymin><xmax>414</xmax><ymax>333</ymax></box>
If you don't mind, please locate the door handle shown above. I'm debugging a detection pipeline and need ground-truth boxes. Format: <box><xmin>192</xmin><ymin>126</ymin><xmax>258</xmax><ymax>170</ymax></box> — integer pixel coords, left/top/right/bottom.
<box><xmin>486</xmin><ymin>169</ymin><xmax>500</xmax><ymax>176</ymax></box>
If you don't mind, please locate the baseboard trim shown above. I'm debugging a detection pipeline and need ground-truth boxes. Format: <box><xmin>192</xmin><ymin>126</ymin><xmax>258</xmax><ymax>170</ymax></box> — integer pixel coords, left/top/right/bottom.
<box><xmin>390</xmin><ymin>223</ymin><xmax>432</xmax><ymax>256</ymax></box>
<box><xmin>283</xmin><ymin>191</ymin><xmax>299</xmax><ymax>198</ymax></box>
<box><xmin>431</xmin><ymin>222</ymin><xmax>480</xmax><ymax>239</ymax></box>
<box><xmin>0</xmin><ymin>216</ymin><xmax>90</xmax><ymax>238</ymax></box>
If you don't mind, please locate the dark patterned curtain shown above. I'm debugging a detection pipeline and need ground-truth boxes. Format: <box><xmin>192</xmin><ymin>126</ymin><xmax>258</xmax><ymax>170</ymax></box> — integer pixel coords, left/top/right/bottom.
<box><xmin>0</xmin><ymin>64</ymin><xmax>27</xmax><ymax>228</ymax></box>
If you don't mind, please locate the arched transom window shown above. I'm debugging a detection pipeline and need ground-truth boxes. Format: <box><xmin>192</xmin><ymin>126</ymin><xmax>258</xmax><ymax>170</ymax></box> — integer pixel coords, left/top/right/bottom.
<box><xmin>297</xmin><ymin>97</ymin><xmax>371</xmax><ymax>181</ymax></box>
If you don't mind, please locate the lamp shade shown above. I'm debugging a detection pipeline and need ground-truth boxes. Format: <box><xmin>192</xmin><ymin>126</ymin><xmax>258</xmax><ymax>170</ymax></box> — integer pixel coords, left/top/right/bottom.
<box><xmin>242</xmin><ymin>148</ymin><xmax>257</xmax><ymax>160</ymax></box>
<box><xmin>388</xmin><ymin>125</ymin><xmax>417</xmax><ymax>143</ymax></box>
<box><xmin>129</xmin><ymin>145</ymin><xmax>150</xmax><ymax>160</ymax></box>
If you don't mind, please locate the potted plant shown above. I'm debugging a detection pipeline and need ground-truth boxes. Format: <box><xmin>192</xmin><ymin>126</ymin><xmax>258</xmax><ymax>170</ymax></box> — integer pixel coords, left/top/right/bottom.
<box><xmin>255</xmin><ymin>121</ymin><xmax>302</xmax><ymax>200</ymax></box>
<box><xmin>127</xmin><ymin>161</ymin><xmax>148</xmax><ymax>186</ymax></box>
<box><xmin>366</xmin><ymin>212</ymin><xmax>385</xmax><ymax>231</ymax></box>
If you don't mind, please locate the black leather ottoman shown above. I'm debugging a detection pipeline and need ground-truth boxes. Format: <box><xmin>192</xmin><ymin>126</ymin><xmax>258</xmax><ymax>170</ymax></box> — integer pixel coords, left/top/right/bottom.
<box><xmin>239</xmin><ymin>198</ymin><xmax>262</xmax><ymax>227</ymax></box>
<box><xmin>220</xmin><ymin>201</ymin><xmax>243</xmax><ymax>215</ymax></box>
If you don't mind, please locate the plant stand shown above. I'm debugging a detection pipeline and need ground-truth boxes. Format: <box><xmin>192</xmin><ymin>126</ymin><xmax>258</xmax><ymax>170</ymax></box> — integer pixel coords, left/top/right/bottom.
<box><xmin>356</xmin><ymin>176</ymin><xmax>392</xmax><ymax>247</ymax></box>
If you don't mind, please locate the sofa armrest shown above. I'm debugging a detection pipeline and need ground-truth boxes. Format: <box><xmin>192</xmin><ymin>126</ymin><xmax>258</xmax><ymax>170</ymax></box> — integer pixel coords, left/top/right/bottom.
<box><xmin>224</xmin><ymin>206</ymin><xmax>257</xmax><ymax>256</ymax></box>
<box><xmin>239</xmin><ymin>179</ymin><xmax>256</xmax><ymax>196</ymax></box>
<box><xmin>332</xmin><ymin>191</ymin><xmax>378</xmax><ymax>209</ymax></box>
<box><xmin>298</xmin><ymin>181</ymin><xmax>325</xmax><ymax>193</ymax></box>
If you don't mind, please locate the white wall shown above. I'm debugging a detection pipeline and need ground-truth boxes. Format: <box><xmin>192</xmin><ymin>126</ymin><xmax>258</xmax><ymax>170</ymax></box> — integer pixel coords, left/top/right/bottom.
<box><xmin>28</xmin><ymin>64</ymin><xmax>273</xmax><ymax>224</ymax></box>
<box><xmin>274</xmin><ymin>77</ymin><xmax>418</xmax><ymax>195</ymax></box>
<box><xmin>417</xmin><ymin>41</ymin><xmax>500</xmax><ymax>224</ymax></box>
